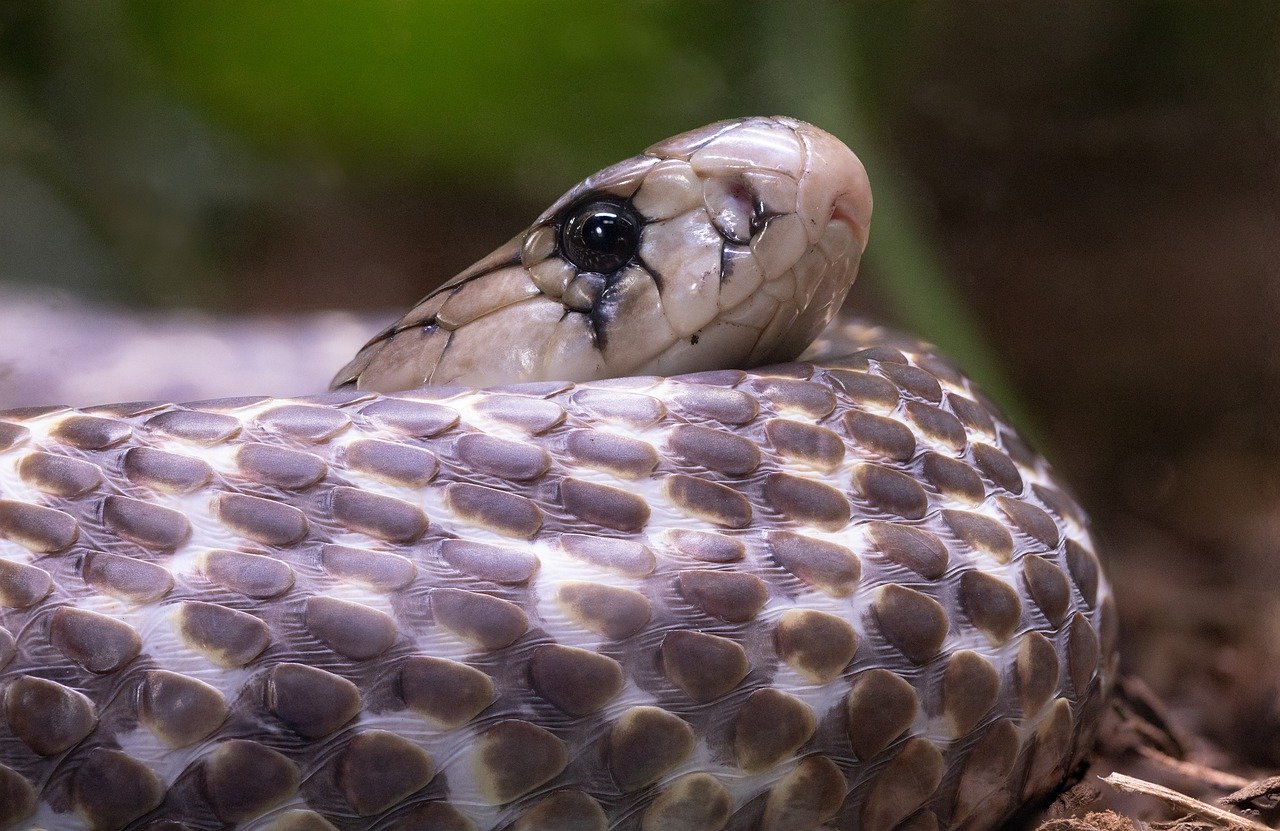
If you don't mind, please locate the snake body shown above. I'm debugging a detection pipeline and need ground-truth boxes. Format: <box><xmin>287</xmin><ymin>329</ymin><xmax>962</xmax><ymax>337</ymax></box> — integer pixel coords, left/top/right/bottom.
<box><xmin>0</xmin><ymin>118</ymin><xmax>1116</xmax><ymax>831</ymax></box>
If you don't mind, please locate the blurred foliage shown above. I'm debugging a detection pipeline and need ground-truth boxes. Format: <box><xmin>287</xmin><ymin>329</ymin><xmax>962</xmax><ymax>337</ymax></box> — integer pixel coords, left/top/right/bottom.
<box><xmin>0</xmin><ymin>1</ymin><xmax>277</xmax><ymax>303</ymax></box>
<box><xmin>1</xmin><ymin>0</ymin><xmax>1276</xmax><ymax>430</ymax></box>
<box><xmin>124</xmin><ymin>1</ymin><xmax>745</xmax><ymax>188</ymax></box>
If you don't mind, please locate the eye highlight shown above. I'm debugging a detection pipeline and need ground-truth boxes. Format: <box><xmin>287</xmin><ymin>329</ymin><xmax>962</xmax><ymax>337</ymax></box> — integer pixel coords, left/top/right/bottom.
<box><xmin>559</xmin><ymin>198</ymin><xmax>642</xmax><ymax>274</ymax></box>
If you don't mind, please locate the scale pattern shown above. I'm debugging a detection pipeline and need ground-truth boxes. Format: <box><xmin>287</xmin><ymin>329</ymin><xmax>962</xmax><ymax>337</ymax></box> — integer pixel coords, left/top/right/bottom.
<box><xmin>0</xmin><ymin>338</ymin><xmax>1116</xmax><ymax>831</ymax></box>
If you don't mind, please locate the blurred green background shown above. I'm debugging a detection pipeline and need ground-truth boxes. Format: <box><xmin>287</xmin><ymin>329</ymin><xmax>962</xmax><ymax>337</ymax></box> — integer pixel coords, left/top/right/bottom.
<box><xmin>2</xmin><ymin>1</ymin><xmax>1278</xmax><ymax>526</ymax></box>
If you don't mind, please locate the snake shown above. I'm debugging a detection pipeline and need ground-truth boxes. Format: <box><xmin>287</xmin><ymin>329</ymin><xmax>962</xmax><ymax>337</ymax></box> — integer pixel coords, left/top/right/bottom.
<box><xmin>0</xmin><ymin>116</ymin><xmax>1117</xmax><ymax>831</ymax></box>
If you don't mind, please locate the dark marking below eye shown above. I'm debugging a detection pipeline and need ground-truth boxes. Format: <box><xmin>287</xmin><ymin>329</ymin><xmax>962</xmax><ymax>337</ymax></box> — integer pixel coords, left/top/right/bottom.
<box><xmin>690</xmin><ymin>334</ymin><xmax>700</xmax><ymax>345</ymax></box>
<box><xmin>721</xmin><ymin>242</ymin><xmax>749</xmax><ymax>286</ymax></box>
<box><xmin>587</xmin><ymin>264</ymin><xmax>659</xmax><ymax>353</ymax></box>
<box><xmin>588</xmin><ymin>303</ymin><xmax>612</xmax><ymax>352</ymax></box>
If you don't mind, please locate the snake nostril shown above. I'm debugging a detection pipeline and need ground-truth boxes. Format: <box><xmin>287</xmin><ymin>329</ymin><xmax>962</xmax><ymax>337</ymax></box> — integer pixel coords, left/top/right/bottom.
<box><xmin>704</xmin><ymin>178</ymin><xmax>755</xmax><ymax>243</ymax></box>
<box><xmin>748</xmin><ymin>197</ymin><xmax>770</xmax><ymax>238</ymax></box>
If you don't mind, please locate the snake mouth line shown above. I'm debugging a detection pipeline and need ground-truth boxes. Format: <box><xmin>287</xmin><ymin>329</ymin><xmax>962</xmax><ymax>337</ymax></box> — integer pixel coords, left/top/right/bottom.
<box><xmin>831</xmin><ymin>199</ymin><xmax>870</xmax><ymax>252</ymax></box>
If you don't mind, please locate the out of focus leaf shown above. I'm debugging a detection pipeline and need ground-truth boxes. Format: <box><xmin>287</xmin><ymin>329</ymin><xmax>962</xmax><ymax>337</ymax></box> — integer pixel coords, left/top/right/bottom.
<box><xmin>123</xmin><ymin>1</ymin><xmax>752</xmax><ymax>192</ymax></box>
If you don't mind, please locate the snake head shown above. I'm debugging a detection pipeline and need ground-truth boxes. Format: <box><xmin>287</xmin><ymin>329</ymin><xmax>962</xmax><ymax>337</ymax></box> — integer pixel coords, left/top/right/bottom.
<box><xmin>333</xmin><ymin>116</ymin><xmax>872</xmax><ymax>391</ymax></box>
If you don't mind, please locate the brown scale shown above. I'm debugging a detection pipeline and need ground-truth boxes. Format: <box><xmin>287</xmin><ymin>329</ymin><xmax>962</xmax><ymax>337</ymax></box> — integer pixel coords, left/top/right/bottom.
<box><xmin>559</xmin><ymin>479</ymin><xmax>651</xmax><ymax>533</ymax></box>
<box><xmin>608</xmin><ymin>705</ymin><xmax>696</xmax><ymax>793</ymax></box>
<box><xmin>773</xmin><ymin>609</ymin><xmax>859</xmax><ymax>685</ymax></box>
<box><xmin>865</xmin><ymin>522</ymin><xmax>949</xmax><ymax>580</ymax></box>
<box><xmin>563</xmin><ymin>429</ymin><xmax>659</xmax><ymax>479</ymax></box>
<box><xmin>664</xmin><ymin>529</ymin><xmax>745</xmax><ymax>565</ymax></box>
<box><xmin>763</xmin><ymin>472</ymin><xmax>851</xmax><ymax>530</ymax></box>
<box><xmin>731</xmin><ymin>688</ymin><xmax>817</xmax><ymax>774</ymax></box>
<box><xmin>762</xmin><ymin>419</ymin><xmax>845</xmax><ymax>473</ymax></box>
<box><xmin>138</xmin><ymin>670</ymin><xmax>228</xmax><ymax>746</ymax></box>
<box><xmin>767</xmin><ymin>531</ymin><xmax>862</xmax><ymax>598</ymax></box>
<box><xmin>0</xmin><ymin>345</ymin><xmax>1114</xmax><ymax>831</ymax></box>
<box><xmin>558</xmin><ymin>535</ymin><xmax>656</xmax><ymax>578</ymax></box>
<box><xmin>20</xmin><ymin>452</ymin><xmax>104</xmax><ymax>498</ymax></box>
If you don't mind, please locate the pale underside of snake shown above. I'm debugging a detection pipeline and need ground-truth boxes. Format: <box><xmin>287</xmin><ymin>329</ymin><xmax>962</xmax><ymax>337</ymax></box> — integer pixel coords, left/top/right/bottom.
<box><xmin>0</xmin><ymin>117</ymin><xmax>1117</xmax><ymax>831</ymax></box>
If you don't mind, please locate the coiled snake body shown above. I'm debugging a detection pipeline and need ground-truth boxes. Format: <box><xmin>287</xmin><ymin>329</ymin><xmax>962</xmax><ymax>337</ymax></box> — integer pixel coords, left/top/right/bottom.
<box><xmin>0</xmin><ymin>118</ymin><xmax>1116</xmax><ymax>831</ymax></box>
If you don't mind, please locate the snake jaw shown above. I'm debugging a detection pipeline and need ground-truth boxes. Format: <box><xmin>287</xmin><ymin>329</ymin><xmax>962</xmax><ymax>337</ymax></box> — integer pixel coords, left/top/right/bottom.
<box><xmin>335</xmin><ymin>116</ymin><xmax>872</xmax><ymax>393</ymax></box>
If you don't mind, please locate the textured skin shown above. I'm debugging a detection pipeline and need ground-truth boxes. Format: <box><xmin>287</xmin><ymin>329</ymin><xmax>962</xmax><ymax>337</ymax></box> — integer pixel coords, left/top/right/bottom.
<box><xmin>0</xmin><ymin>328</ymin><xmax>1116</xmax><ymax>831</ymax></box>
<box><xmin>0</xmin><ymin>119</ymin><xmax>1116</xmax><ymax>831</ymax></box>
<box><xmin>333</xmin><ymin>117</ymin><xmax>871</xmax><ymax>392</ymax></box>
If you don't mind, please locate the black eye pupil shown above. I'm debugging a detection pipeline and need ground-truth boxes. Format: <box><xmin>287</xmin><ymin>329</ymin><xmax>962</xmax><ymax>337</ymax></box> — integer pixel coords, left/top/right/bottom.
<box><xmin>560</xmin><ymin>199</ymin><xmax>641</xmax><ymax>273</ymax></box>
<box><xmin>582</xmin><ymin>214</ymin><xmax>622</xmax><ymax>251</ymax></box>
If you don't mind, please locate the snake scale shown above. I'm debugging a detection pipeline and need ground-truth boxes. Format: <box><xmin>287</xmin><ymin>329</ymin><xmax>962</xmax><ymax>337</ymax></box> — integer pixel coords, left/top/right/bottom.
<box><xmin>0</xmin><ymin>117</ymin><xmax>1117</xmax><ymax>831</ymax></box>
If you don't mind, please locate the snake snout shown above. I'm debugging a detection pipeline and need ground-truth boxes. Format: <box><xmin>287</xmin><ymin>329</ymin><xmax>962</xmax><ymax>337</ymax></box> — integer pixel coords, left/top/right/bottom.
<box><xmin>743</xmin><ymin>119</ymin><xmax>873</xmax><ymax>365</ymax></box>
<box><xmin>335</xmin><ymin>117</ymin><xmax>874</xmax><ymax>392</ymax></box>
<box><xmin>795</xmin><ymin>120</ymin><xmax>873</xmax><ymax>252</ymax></box>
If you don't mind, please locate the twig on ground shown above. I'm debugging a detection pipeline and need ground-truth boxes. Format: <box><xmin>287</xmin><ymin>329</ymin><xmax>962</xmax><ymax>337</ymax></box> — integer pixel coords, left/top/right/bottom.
<box><xmin>1221</xmin><ymin>776</ymin><xmax>1280</xmax><ymax>812</ymax></box>
<box><xmin>1135</xmin><ymin>746</ymin><xmax>1254</xmax><ymax>791</ymax></box>
<box><xmin>1101</xmin><ymin>773</ymin><xmax>1272</xmax><ymax>831</ymax></box>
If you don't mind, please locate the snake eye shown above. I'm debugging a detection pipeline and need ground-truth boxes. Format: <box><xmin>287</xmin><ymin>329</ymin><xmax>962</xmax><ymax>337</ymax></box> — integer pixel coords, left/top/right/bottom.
<box><xmin>559</xmin><ymin>198</ymin><xmax>642</xmax><ymax>274</ymax></box>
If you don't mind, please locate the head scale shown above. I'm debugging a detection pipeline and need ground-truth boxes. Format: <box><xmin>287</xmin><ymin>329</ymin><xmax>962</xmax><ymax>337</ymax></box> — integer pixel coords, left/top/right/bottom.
<box><xmin>333</xmin><ymin>116</ymin><xmax>872</xmax><ymax>392</ymax></box>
